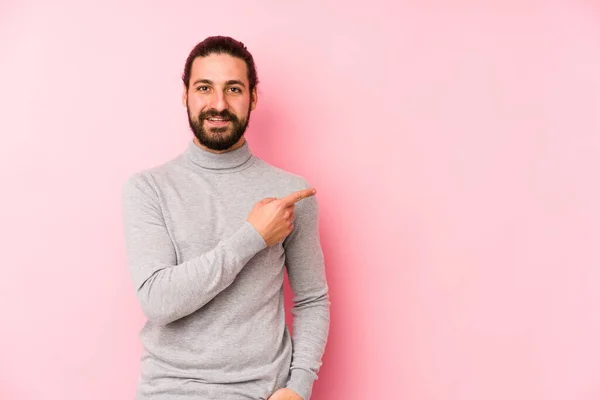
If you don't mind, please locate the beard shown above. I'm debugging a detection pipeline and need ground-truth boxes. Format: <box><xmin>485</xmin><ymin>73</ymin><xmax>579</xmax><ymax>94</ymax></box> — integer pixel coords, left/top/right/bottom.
<box><xmin>187</xmin><ymin>103</ymin><xmax>251</xmax><ymax>151</ymax></box>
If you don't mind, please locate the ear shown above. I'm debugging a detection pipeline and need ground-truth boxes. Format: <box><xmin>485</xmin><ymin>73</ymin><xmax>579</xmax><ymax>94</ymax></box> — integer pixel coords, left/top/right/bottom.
<box><xmin>182</xmin><ymin>83</ymin><xmax>188</xmax><ymax>107</ymax></box>
<box><xmin>250</xmin><ymin>86</ymin><xmax>258</xmax><ymax>111</ymax></box>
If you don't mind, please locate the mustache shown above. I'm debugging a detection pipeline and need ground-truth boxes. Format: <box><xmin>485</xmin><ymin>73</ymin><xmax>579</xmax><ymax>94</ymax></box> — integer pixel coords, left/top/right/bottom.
<box><xmin>199</xmin><ymin>109</ymin><xmax>238</xmax><ymax>121</ymax></box>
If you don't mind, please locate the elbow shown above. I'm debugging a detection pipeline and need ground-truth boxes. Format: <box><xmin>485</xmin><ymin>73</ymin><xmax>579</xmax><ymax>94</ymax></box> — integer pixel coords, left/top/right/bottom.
<box><xmin>292</xmin><ymin>288</ymin><xmax>331</xmax><ymax>313</ymax></box>
<box><xmin>137</xmin><ymin>285</ymin><xmax>180</xmax><ymax>326</ymax></box>
<box><xmin>140</xmin><ymin>302</ymin><xmax>179</xmax><ymax>326</ymax></box>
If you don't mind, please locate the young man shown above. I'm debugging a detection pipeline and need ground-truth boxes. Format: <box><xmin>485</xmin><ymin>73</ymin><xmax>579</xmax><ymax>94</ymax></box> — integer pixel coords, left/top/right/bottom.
<box><xmin>121</xmin><ymin>36</ymin><xmax>330</xmax><ymax>400</ymax></box>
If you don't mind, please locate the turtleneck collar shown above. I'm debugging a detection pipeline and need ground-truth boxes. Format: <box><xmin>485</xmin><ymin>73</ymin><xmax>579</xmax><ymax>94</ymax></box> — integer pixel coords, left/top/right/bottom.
<box><xmin>185</xmin><ymin>139</ymin><xmax>255</xmax><ymax>172</ymax></box>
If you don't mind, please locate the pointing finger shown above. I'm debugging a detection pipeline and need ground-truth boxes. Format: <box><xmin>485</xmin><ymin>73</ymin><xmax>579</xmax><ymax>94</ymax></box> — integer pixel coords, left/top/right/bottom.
<box><xmin>281</xmin><ymin>188</ymin><xmax>316</xmax><ymax>206</ymax></box>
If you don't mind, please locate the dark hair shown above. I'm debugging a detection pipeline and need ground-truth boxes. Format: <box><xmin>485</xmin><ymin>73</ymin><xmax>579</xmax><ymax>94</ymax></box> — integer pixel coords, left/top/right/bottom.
<box><xmin>182</xmin><ymin>36</ymin><xmax>259</xmax><ymax>92</ymax></box>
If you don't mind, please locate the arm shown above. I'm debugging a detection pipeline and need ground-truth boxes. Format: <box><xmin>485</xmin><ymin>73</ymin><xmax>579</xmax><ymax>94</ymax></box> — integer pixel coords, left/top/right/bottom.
<box><xmin>121</xmin><ymin>173</ymin><xmax>266</xmax><ymax>325</ymax></box>
<box><xmin>282</xmin><ymin>186</ymin><xmax>331</xmax><ymax>400</ymax></box>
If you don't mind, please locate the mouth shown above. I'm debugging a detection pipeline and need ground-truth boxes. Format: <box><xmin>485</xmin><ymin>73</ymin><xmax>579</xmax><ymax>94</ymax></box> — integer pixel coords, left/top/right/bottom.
<box><xmin>205</xmin><ymin>117</ymin><xmax>231</xmax><ymax>127</ymax></box>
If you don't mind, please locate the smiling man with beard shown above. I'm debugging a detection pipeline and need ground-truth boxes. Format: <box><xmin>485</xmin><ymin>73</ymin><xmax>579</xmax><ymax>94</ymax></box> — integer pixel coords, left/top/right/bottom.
<box><xmin>121</xmin><ymin>36</ymin><xmax>330</xmax><ymax>400</ymax></box>
<box><xmin>185</xmin><ymin>69</ymin><xmax>251</xmax><ymax>152</ymax></box>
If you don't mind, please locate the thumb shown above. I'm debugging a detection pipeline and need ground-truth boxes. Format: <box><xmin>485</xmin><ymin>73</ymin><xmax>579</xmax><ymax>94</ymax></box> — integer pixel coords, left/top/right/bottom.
<box><xmin>268</xmin><ymin>388</ymin><xmax>283</xmax><ymax>400</ymax></box>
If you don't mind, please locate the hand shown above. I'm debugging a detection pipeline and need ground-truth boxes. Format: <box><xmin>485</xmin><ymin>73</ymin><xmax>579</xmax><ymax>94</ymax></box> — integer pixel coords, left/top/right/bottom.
<box><xmin>247</xmin><ymin>188</ymin><xmax>316</xmax><ymax>247</ymax></box>
<box><xmin>268</xmin><ymin>388</ymin><xmax>304</xmax><ymax>400</ymax></box>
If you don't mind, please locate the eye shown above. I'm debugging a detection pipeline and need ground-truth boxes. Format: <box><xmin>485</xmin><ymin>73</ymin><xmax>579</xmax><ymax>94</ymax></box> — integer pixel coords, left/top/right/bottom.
<box><xmin>228</xmin><ymin>87</ymin><xmax>242</xmax><ymax>93</ymax></box>
<box><xmin>196</xmin><ymin>86</ymin><xmax>210</xmax><ymax>92</ymax></box>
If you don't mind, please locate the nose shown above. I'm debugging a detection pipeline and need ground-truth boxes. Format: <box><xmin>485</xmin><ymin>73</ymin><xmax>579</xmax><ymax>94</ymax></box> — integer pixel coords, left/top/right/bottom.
<box><xmin>209</xmin><ymin>90</ymin><xmax>229</xmax><ymax>111</ymax></box>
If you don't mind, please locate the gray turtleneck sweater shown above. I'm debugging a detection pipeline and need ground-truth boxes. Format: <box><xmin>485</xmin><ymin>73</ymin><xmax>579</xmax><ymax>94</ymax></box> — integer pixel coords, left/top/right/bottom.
<box><xmin>121</xmin><ymin>139</ymin><xmax>330</xmax><ymax>400</ymax></box>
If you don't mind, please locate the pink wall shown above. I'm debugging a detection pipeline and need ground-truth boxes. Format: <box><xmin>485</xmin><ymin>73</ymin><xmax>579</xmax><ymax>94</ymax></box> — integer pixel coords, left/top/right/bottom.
<box><xmin>1</xmin><ymin>1</ymin><xmax>599</xmax><ymax>399</ymax></box>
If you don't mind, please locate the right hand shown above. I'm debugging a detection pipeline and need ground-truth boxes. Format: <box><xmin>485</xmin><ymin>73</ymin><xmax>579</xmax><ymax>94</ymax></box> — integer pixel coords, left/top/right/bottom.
<box><xmin>247</xmin><ymin>188</ymin><xmax>317</xmax><ymax>246</ymax></box>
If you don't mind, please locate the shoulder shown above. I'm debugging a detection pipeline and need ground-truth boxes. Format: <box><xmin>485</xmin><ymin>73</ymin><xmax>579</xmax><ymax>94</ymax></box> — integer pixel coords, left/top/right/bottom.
<box><xmin>252</xmin><ymin>157</ymin><xmax>311</xmax><ymax>191</ymax></box>
<box><xmin>252</xmin><ymin>158</ymin><xmax>319</xmax><ymax>215</ymax></box>
<box><xmin>122</xmin><ymin>155</ymin><xmax>183</xmax><ymax>201</ymax></box>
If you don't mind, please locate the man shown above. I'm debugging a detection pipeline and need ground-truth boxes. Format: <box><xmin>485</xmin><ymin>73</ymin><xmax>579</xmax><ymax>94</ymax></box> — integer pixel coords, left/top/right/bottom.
<box><xmin>121</xmin><ymin>36</ymin><xmax>330</xmax><ymax>400</ymax></box>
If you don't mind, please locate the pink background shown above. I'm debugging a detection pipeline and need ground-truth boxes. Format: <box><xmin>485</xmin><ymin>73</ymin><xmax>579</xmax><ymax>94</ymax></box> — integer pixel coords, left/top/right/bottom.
<box><xmin>1</xmin><ymin>1</ymin><xmax>600</xmax><ymax>399</ymax></box>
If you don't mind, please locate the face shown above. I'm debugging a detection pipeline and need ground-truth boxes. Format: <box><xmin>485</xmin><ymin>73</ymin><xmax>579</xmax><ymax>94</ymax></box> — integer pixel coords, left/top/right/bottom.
<box><xmin>183</xmin><ymin>53</ymin><xmax>257</xmax><ymax>152</ymax></box>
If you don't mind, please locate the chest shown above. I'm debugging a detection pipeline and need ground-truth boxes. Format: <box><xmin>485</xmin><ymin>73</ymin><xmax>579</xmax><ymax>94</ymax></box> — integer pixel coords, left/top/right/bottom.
<box><xmin>158</xmin><ymin>173</ymin><xmax>287</xmax><ymax>265</ymax></box>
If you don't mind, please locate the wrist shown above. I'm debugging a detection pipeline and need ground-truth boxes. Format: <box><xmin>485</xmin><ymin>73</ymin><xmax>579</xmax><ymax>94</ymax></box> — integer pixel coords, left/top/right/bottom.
<box><xmin>286</xmin><ymin>369</ymin><xmax>315</xmax><ymax>400</ymax></box>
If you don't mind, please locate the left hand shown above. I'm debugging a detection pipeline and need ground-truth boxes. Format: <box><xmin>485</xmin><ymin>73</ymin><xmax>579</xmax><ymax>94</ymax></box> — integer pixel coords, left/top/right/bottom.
<box><xmin>268</xmin><ymin>388</ymin><xmax>303</xmax><ymax>400</ymax></box>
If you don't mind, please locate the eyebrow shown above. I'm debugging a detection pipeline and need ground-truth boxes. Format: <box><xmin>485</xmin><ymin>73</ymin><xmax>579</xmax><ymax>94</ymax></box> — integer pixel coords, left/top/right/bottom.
<box><xmin>192</xmin><ymin>79</ymin><xmax>246</xmax><ymax>88</ymax></box>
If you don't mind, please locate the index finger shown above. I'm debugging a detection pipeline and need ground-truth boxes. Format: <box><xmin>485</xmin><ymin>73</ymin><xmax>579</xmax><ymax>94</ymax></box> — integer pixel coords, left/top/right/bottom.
<box><xmin>280</xmin><ymin>188</ymin><xmax>317</xmax><ymax>205</ymax></box>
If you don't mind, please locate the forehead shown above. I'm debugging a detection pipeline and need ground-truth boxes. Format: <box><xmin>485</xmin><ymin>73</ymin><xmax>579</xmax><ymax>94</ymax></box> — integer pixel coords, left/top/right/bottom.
<box><xmin>190</xmin><ymin>53</ymin><xmax>249</xmax><ymax>85</ymax></box>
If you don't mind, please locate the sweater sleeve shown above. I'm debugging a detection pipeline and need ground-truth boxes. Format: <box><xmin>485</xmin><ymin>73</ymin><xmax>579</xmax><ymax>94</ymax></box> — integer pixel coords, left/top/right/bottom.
<box><xmin>282</xmin><ymin>182</ymin><xmax>331</xmax><ymax>400</ymax></box>
<box><xmin>121</xmin><ymin>173</ymin><xmax>267</xmax><ymax>325</ymax></box>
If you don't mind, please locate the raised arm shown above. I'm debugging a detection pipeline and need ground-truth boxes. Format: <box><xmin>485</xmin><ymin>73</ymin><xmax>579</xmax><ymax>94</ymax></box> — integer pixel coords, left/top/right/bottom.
<box><xmin>121</xmin><ymin>173</ymin><xmax>267</xmax><ymax>325</ymax></box>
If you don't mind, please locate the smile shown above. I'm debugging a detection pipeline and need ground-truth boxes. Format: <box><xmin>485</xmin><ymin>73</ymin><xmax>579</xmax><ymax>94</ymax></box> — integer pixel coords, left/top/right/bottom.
<box><xmin>205</xmin><ymin>118</ymin><xmax>231</xmax><ymax>126</ymax></box>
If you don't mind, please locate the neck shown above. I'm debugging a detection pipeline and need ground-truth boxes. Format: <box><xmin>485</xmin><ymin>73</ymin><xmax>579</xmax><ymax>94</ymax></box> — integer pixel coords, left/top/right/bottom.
<box><xmin>186</xmin><ymin>136</ymin><xmax>253</xmax><ymax>171</ymax></box>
